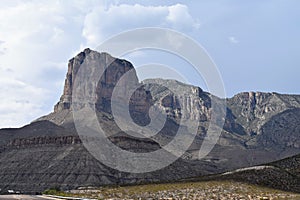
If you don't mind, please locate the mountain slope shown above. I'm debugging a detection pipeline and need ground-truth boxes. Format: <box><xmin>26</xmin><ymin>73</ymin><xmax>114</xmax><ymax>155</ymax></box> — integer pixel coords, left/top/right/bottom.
<box><xmin>0</xmin><ymin>121</ymin><xmax>219</xmax><ymax>193</ymax></box>
<box><xmin>197</xmin><ymin>153</ymin><xmax>300</xmax><ymax>193</ymax></box>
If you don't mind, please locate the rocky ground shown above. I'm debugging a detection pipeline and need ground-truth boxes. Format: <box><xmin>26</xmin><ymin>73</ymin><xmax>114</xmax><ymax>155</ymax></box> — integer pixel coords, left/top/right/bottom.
<box><xmin>59</xmin><ymin>181</ymin><xmax>300</xmax><ymax>200</ymax></box>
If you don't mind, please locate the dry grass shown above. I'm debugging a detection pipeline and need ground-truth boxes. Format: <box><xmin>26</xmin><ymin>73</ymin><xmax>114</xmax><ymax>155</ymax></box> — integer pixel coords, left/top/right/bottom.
<box><xmin>45</xmin><ymin>180</ymin><xmax>300</xmax><ymax>200</ymax></box>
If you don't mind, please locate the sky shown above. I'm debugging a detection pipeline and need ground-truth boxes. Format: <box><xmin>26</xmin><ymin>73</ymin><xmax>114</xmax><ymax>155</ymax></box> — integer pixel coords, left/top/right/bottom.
<box><xmin>0</xmin><ymin>0</ymin><xmax>299</xmax><ymax>128</ymax></box>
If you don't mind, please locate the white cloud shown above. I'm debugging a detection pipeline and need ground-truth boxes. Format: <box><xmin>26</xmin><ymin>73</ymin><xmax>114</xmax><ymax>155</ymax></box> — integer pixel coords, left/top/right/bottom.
<box><xmin>0</xmin><ymin>1</ymin><xmax>90</xmax><ymax>128</ymax></box>
<box><xmin>228</xmin><ymin>36</ymin><xmax>239</xmax><ymax>44</ymax></box>
<box><xmin>0</xmin><ymin>68</ymin><xmax>47</xmax><ymax>128</ymax></box>
<box><xmin>0</xmin><ymin>40</ymin><xmax>6</xmax><ymax>55</ymax></box>
<box><xmin>82</xmin><ymin>3</ymin><xmax>200</xmax><ymax>46</ymax></box>
<box><xmin>166</xmin><ymin>4</ymin><xmax>200</xmax><ymax>30</ymax></box>
<box><xmin>0</xmin><ymin>1</ymin><xmax>199</xmax><ymax>128</ymax></box>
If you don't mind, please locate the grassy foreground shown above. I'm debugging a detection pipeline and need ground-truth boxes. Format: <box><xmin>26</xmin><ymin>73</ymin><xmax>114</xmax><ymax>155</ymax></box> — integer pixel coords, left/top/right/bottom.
<box><xmin>44</xmin><ymin>180</ymin><xmax>300</xmax><ymax>200</ymax></box>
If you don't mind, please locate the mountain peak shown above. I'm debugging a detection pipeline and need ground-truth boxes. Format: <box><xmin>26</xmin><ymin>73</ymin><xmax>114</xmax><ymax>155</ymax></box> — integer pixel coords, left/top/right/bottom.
<box><xmin>55</xmin><ymin>49</ymin><xmax>138</xmax><ymax>113</ymax></box>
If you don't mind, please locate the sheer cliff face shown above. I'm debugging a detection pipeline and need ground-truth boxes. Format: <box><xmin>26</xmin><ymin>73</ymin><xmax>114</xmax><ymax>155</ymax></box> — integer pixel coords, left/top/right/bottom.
<box><xmin>48</xmin><ymin>48</ymin><xmax>152</xmax><ymax>126</ymax></box>
<box><xmin>55</xmin><ymin>48</ymin><xmax>144</xmax><ymax>113</ymax></box>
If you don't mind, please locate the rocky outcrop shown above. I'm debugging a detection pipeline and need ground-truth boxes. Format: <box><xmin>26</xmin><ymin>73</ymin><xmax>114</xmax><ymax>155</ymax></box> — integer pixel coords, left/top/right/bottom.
<box><xmin>142</xmin><ymin>79</ymin><xmax>212</xmax><ymax>121</ymax></box>
<box><xmin>227</xmin><ymin>92</ymin><xmax>300</xmax><ymax>135</ymax></box>
<box><xmin>6</xmin><ymin>136</ymin><xmax>81</xmax><ymax>148</ymax></box>
<box><xmin>42</xmin><ymin>49</ymin><xmax>152</xmax><ymax>126</ymax></box>
<box><xmin>55</xmin><ymin>49</ymin><xmax>143</xmax><ymax>112</ymax></box>
<box><xmin>1</xmin><ymin>49</ymin><xmax>300</xmax><ymax>193</ymax></box>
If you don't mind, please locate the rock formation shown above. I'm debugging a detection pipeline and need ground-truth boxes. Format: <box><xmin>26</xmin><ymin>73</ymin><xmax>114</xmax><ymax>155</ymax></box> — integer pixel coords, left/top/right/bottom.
<box><xmin>0</xmin><ymin>48</ymin><xmax>300</xmax><ymax>193</ymax></box>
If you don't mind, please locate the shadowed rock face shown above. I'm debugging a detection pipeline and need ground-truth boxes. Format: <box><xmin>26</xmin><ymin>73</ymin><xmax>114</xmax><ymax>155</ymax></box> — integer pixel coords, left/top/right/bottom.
<box><xmin>1</xmin><ymin>48</ymin><xmax>300</xmax><ymax>193</ymax></box>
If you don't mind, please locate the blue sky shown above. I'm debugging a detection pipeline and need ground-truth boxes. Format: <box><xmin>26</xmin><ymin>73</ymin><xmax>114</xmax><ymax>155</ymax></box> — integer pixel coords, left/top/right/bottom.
<box><xmin>0</xmin><ymin>0</ymin><xmax>299</xmax><ymax>128</ymax></box>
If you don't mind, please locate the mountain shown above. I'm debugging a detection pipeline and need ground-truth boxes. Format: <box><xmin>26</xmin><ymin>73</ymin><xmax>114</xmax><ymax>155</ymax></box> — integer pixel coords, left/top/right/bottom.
<box><xmin>0</xmin><ymin>48</ymin><xmax>299</xmax><ymax>193</ymax></box>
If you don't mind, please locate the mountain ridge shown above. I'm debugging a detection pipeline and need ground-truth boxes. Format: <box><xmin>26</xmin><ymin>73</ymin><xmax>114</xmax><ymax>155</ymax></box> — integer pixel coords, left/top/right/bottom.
<box><xmin>0</xmin><ymin>48</ymin><xmax>299</xmax><ymax>193</ymax></box>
